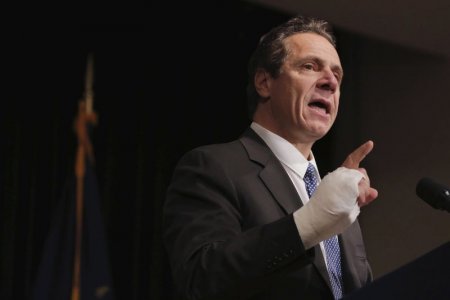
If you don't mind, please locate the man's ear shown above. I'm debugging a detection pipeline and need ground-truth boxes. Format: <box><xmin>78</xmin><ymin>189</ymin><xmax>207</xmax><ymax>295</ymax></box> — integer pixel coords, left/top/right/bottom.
<box><xmin>254</xmin><ymin>69</ymin><xmax>271</xmax><ymax>99</ymax></box>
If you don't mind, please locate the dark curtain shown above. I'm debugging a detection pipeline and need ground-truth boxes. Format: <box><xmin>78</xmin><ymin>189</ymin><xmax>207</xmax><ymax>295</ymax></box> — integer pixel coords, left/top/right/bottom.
<box><xmin>1</xmin><ymin>2</ymin><xmax>358</xmax><ymax>299</ymax></box>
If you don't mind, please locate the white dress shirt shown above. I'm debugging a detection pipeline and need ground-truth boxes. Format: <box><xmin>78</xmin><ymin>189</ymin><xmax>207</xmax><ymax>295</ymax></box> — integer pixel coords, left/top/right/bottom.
<box><xmin>250</xmin><ymin>122</ymin><xmax>331</xmax><ymax>262</ymax></box>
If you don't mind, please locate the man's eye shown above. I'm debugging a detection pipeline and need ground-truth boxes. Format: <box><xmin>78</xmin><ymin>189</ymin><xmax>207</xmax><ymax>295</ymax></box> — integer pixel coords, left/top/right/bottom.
<box><xmin>303</xmin><ymin>63</ymin><xmax>314</xmax><ymax>70</ymax></box>
<box><xmin>334</xmin><ymin>73</ymin><xmax>342</xmax><ymax>82</ymax></box>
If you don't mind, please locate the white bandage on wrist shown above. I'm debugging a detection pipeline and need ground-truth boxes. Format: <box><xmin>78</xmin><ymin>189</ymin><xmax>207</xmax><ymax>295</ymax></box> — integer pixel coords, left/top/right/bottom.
<box><xmin>294</xmin><ymin>167</ymin><xmax>364</xmax><ymax>249</ymax></box>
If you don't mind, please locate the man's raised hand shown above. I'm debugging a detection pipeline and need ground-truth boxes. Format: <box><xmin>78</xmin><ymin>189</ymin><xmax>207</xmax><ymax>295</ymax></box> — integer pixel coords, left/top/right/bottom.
<box><xmin>342</xmin><ymin>140</ymin><xmax>378</xmax><ymax>206</ymax></box>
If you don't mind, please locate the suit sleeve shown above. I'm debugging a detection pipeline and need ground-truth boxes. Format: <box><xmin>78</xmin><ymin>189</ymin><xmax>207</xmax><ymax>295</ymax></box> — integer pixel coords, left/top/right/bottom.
<box><xmin>162</xmin><ymin>148</ymin><xmax>315</xmax><ymax>300</ymax></box>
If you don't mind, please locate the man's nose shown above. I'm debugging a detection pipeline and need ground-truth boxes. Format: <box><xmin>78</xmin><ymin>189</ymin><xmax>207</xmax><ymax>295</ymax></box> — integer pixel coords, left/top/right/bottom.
<box><xmin>316</xmin><ymin>69</ymin><xmax>338</xmax><ymax>93</ymax></box>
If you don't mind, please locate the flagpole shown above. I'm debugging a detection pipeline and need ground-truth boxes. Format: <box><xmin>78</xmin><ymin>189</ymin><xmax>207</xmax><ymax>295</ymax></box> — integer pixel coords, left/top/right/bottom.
<box><xmin>71</xmin><ymin>53</ymin><xmax>97</xmax><ymax>300</ymax></box>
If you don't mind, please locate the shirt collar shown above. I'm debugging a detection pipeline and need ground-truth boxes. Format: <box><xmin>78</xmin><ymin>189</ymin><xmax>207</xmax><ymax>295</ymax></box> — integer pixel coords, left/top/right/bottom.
<box><xmin>250</xmin><ymin>122</ymin><xmax>319</xmax><ymax>179</ymax></box>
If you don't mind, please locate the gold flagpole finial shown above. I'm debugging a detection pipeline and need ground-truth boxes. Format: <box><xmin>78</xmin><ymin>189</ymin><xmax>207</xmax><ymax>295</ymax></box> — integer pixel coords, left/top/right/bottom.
<box><xmin>84</xmin><ymin>53</ymin><xmax>94</xmax><ymax>114</ymax></box>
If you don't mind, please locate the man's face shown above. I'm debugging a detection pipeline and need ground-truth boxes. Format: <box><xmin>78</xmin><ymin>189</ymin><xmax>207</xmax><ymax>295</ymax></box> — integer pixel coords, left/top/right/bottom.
<box><xmin>255</xmin><ymin>32</ymin><xmax>343</xmax><ymax>145</ymax></box>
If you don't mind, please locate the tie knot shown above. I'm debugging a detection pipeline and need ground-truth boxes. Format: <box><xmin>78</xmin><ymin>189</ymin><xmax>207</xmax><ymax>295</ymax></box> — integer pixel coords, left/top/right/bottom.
<box><xmin>304</xmin><ymin>163</ymin><xmax>318</xmax><ymax>197</ymax></box>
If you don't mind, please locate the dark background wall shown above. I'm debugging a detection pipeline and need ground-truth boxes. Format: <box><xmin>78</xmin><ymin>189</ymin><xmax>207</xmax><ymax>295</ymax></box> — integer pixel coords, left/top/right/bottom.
<box><xmin>349</xmin><ymin>39</ymin><xmax>450</xmax><ymax>276</ymax></box>
<box><xmin>2</xmin><ymin>1</ymin><xmax>449</xmax><ymax>299</ymax></box>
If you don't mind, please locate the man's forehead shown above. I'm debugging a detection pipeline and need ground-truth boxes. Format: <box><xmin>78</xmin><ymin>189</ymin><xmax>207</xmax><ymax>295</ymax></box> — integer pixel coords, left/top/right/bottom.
<box><xmin>285</xmin><ymin>33</ymin><xmax>341</xmax><ymax>65</ymax></box>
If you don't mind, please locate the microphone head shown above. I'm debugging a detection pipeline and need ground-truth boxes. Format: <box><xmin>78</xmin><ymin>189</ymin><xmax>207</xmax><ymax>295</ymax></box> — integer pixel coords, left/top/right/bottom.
<box><xmin>416</xmin><ymin>177</ymin><xmax>450</xmax><ymax>212</ymax></box>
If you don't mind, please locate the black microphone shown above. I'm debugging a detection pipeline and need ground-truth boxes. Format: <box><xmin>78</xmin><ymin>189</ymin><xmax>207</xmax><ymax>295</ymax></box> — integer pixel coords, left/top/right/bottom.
<box><xmin>416</xmin><ymin>177</ymin><xmax>450</xmax><ymax>213</ymax></box>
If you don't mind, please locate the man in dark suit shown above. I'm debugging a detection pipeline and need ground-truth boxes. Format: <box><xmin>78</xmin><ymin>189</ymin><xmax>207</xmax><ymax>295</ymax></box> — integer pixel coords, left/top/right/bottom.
<box><xmin>162</xmin><ymin>15</ymin><xmax>378</xmax><ymax>300</ymax></box>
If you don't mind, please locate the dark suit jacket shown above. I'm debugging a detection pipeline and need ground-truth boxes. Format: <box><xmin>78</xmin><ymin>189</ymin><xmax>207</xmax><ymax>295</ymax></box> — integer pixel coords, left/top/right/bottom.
<box><xmin>163</xmin><ymin>127</ymin><xmax>373</xmax><ymax>300</ymax></box>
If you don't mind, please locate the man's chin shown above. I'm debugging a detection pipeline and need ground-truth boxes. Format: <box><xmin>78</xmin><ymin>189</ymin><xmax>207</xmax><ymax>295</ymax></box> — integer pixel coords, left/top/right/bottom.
<box><xmin>308</xmin><ymin>124</ymin><xmax>332</xmax><ymax>138</ymax></box>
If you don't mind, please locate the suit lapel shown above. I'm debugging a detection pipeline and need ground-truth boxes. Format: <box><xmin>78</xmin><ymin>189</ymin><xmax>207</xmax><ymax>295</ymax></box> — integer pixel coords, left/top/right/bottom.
<box><xmin>240</xmin><ymin>127</ymin><xmax>334</xmax><ymax>291</ymax></box>
<box><xmin>240</xmin><ymin>128</ymin><xmax>302</xmax><ymax>214</ymax></box>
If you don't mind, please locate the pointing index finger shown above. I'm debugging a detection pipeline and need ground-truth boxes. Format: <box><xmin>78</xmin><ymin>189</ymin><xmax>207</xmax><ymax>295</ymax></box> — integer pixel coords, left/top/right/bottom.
<box><xmin>342</xmin><ymin>140</ymin><xmax>374</xmax><ymax>169</ymax></box>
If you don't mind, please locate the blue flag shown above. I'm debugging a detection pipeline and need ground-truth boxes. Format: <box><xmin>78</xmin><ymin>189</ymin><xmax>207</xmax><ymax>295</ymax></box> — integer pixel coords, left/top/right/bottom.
<box><xmin>32</xmin><ymin>156</ymin><xmax>114</xmax><ymax>300</ymax></box>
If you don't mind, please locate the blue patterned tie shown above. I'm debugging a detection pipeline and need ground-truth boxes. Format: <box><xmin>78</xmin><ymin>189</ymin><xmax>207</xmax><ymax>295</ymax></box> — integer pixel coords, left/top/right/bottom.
<box><xmin>304</xmin><ymin>163</ymin><xmax>343</xmax><ymax>299</ymax></box>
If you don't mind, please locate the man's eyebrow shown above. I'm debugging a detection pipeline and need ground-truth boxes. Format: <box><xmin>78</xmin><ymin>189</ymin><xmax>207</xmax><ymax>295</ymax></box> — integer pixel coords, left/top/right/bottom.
<box><xmin>297</xmin><ymin>55</ymin><xmax>344</xmax><ymax>77</ymax></box>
